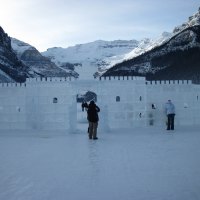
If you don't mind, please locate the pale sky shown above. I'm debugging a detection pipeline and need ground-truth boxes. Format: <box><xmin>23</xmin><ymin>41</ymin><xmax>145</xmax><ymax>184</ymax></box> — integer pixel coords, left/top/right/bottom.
<box><xmin>0</xmin><ymin>0</ymin><xmax>199</xmax><ymax>52</ymax></box>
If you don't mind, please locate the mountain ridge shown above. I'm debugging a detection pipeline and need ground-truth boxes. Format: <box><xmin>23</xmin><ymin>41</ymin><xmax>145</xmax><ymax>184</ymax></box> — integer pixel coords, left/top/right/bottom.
<box><xmin>103</xmin><ymin>25</ymin><xmax>200</xmax><ymax>83</ymax></box>
<box><xmin>41</xmin><ymin>39</ymin><xmax>139</xmax><ymax>80</ymax></box>
<box><xmin>102</xmin><ymin>8</ymin><xmax>200</xmax><ymax>83</ymax></box>
<box><xmin>0</xmin><ymin>7</ymin><xmax>200</xmax><ymax>82</ymax></box>
<box><xmin>11</xmin><ymin>38</ymin><xmax>77</xmax><ymax>78</ymax></box>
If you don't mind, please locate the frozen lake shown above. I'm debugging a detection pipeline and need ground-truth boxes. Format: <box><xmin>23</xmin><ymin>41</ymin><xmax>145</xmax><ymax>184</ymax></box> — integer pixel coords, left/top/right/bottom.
<box><xmin>0</xmin><ymin>125</ymin><xmax>200</xmax><ymax>200</ymax></box>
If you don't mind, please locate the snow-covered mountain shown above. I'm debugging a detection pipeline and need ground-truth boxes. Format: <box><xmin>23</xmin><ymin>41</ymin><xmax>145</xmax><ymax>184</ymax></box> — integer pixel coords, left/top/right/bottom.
<box><xmin>1</xmin><ymin>26</ymin><xmax>139</xmax><ymax>82</ymax></box>
<box><xmin>41</xmin><ymin>30</ymin><xmax>174</xmax><ymax>79</ymax></box>
<box><xmin>41</xmin><ymin>40</ymin><xmax>139</xmax><ymax>80</ymax></box>
<box><xmin>103</xmin><ymin>8</ymin><xmax>200</xmax><ymax>83</ymax></box>
<box><xmin>95</xmin><ymin>32</ymin><xmax>172</xmax><ymax>77</ymax></box>
<box><xmin>11</xmin><ymin>38</ymin><xmax>77</xmax><ymax>78</ymax></box>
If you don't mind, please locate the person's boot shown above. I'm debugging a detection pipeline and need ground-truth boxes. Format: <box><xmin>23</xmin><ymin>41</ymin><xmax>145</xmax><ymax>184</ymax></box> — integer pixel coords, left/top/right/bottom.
<box><xmin>89</xmin><ymin>133</ymin><xmax>92</xmax><ymax>139</ymax></box>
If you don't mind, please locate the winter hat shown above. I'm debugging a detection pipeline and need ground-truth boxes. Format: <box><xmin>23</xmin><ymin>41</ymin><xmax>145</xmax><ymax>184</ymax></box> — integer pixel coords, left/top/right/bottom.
<box><xmin>90</xmin><ymin>100</ymin><xmax>95</xmax><ymax>105</ymax></box>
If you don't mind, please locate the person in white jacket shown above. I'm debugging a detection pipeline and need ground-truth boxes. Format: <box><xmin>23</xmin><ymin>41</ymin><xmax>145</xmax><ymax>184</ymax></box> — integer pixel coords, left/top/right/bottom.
<box><xmin>165</xmin><ymin>100</ymin><xmax>175</xmax><ymax>130</ymax></box>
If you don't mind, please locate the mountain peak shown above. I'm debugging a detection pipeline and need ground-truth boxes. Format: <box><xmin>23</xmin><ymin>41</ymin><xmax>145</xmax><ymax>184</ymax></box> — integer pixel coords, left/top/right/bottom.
<box><xmin>173</xmin><ymin>8</ymin><xmax>200</xmax><ymax>34</ymax></box>
<box><xmin>11</xmin><ymin>38</ymin><xmax>35</xmax><ymax>57</ymax></box>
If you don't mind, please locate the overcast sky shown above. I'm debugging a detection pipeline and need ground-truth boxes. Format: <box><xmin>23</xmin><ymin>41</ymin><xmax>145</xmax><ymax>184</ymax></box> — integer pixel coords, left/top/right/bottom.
<box><xmin>0</xmin><ymin>0</ymin><xmax>199</xmax><ymax>52</ymax></box>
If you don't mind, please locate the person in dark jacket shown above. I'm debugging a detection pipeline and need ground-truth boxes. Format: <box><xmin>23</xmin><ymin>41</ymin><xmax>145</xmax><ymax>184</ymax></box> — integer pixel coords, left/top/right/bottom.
<box><xmin>81</xmin><ymin>101</ymin><xmax>88</xmax><ymax>112</ymax></box>
<box><xmin>81</xmin><ymin>102</ymin><xmax>85</xmax><ymax>111</ymax></box>
<box><xmin>87</xmin><ymin>101</ymin><xmax>100</xmax><ymax>140</ymax></box>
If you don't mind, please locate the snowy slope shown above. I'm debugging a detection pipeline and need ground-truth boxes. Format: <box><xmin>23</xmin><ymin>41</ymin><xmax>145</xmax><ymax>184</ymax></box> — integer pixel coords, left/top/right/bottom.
<box><xmin>42</xmin><ymin>40</ymin><xmax>139</xmax><ymax>79</ymax></box>
<box><xmin>11</xmin><ymin>38</ymin><xmax>34</xmax><ymax>57</ymax></box>
<box><xmin>124</xmin><ymin>32</ymin><xmax>172</xmax><ymax>60</ymax></box>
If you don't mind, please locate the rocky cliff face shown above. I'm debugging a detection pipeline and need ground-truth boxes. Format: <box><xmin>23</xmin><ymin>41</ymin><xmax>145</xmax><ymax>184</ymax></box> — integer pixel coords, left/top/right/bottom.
<box><xmin>0</xmin><ymin>27</ymin><xmax>31</xmax><ymax>82</ymax></box>
<box><xmin>11</xmin><ymin>38</ymin><xmax>77</xmax><ymax>78</ymax></box>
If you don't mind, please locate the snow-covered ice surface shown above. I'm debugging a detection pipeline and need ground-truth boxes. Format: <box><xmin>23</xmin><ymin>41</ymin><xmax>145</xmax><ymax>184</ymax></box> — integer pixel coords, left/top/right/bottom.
<box><xmin>0</xmin><ymin>105</ymin><xmax>200</xmax><ymax>200</ymax></box>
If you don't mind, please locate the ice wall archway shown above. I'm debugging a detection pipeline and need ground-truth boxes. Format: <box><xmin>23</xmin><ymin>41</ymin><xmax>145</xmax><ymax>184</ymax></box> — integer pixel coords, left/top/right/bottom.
<box><xmin>71</xmin><ymin>80</ymin><xmax>109</xmax><ymax>132</ymax></box>
<box><xmin>70</xmin><ymin>77</ymin><xmax>147</xmax><ymax>131</ymax></box>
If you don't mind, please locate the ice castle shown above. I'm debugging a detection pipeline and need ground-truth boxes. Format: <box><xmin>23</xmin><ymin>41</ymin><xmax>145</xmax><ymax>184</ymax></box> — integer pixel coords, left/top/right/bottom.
<box><xmin>0</xmin><ymin>76</ymin><xmax>199</xmax><ymax>132</ymax></box>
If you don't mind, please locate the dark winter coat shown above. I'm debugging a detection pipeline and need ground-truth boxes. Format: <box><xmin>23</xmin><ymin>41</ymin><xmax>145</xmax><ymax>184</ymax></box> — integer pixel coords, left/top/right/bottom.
<box><xmin>87</xmin><ymin>102</ymin><xmax>100</xmax><ymax>123</ymax></box>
